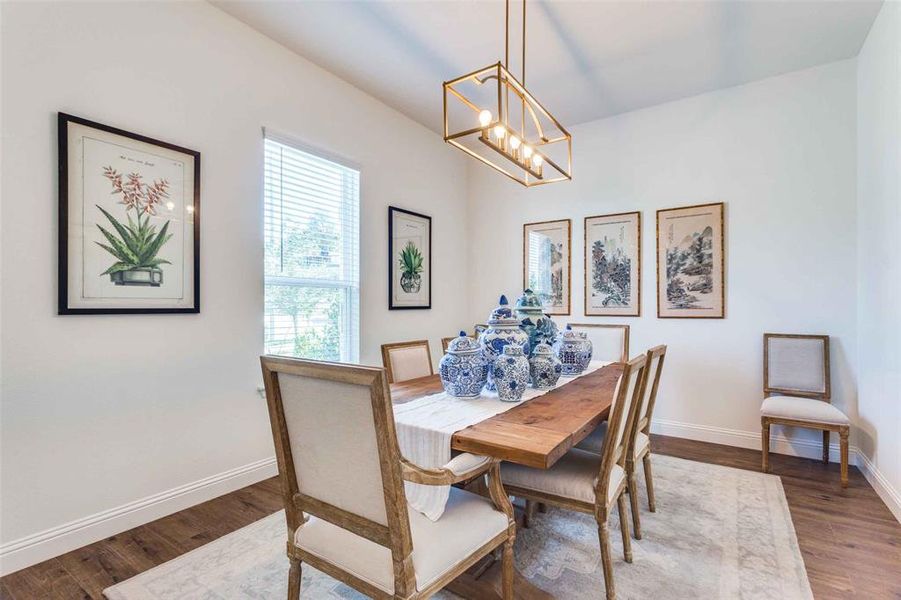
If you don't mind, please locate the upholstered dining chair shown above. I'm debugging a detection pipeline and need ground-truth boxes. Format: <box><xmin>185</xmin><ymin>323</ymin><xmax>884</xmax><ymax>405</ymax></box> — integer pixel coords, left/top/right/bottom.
<box><xmin>260</xmin><ymin>356</ymin><xmax>516</xmax><ymax>600</ymax></box>
<box><xmin>574</xmin><ymin>345</ymin><xmax>667</xmax><ymax>540</ymax></box>
<box><xmin>501</xmin><ymin>353</ymin><xmax>648</xmax><ymax>600</ymax></box>
<box><xmin>381</xmin><ymin>340</ymin><xmax>433</xmax><ymax>384</ymax></box>
<box><xmin>568</xmin><ymin>323</ymin><xmax>630</xmax><ymax>363</ymax></box>
<box><xmin>760</xmin><ymin>333</ymin><xmax>850</xmax><ymax>487</ymax></box>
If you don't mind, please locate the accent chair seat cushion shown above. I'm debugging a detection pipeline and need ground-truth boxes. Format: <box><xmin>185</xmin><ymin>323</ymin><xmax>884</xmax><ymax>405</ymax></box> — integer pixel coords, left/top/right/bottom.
<box><xmin>574</xmin><ymin>423</ymin><xmax>650</xmax><ymax>459</ymax></box>
<box><xmin>760</xmin><ymin>395</ymin><xmax>849</xmax><ymax>425</ymax></box>
<box><xmin>500</xmin><ymin>448</ymin><xmax>625</xmax><ymax>506</ymax></box>
<box><xmin>293</xmin><ymin>486</ymin><xmax>508</xmax><ymax>594</ymax></box>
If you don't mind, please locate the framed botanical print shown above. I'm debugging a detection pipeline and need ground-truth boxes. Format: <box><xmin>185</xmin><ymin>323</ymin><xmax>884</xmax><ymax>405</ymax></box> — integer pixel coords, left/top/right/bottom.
<box><xmin>523</xmin><ymin>219</ymin><xmax>571</xmax><ymax>315</ymax></box>
<box><xmin>389</xmin><ymin>206</ymin><xmax>431</xmax><ymax>309</ymax></box>
<box><xmin>657</xmin><ymin>202</ymin><xmax>725</xmax><ymax>318</ymax></box>
<box><xmin>58</xmin><ymin>113</ymin><xmax>200</xmax><ymax>314</ymax></box>
<box><xmin>585</xmin><ymin>211</ymin><xmax>641</xmax><ymax>316</ymax></box>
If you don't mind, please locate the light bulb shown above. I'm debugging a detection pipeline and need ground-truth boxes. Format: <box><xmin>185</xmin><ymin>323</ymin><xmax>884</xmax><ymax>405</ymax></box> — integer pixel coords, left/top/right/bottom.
<box><xmin>186</xmin><ymin>205</ymin><xmax>195</xmax><ymax>213</ymax></box>
<box><xmin>165</xmin><ymin>201</ymin><xmax>175</xmax><ymax>211</ymax></box>
<box><xmin>531</xmin><ymin>153</ymin><xmax>544</xmax><ymax>167</ymax></box>
<box><xmin>478</xmin><ymin>110</ymin><xmax>492</xmax><ymax>127</ymax></box>
<box><xmin>493</xmin><ymin>124</ymin><xmax>506</xmax><ymax>139</ymax></box>
<box><xmin>510</xmin><ymin>136</ymin><xmax>521</xmax><ymax>150</ymax></box>
<box><xmin>522</xmin><ymin>145</ymin><xmax>533</xmax><ymax>158</ymax></box>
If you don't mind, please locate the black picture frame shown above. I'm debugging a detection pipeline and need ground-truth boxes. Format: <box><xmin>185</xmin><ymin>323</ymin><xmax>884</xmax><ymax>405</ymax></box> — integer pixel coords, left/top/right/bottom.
<box><xmin>388</xmin><ymin>206</ymin><xmax>431</xmax><ymax>310</ymax></box>
<box><xmin>58</xmin><ymin>112</ymin><xmax>201</xmax><ymax>314</ymax></box>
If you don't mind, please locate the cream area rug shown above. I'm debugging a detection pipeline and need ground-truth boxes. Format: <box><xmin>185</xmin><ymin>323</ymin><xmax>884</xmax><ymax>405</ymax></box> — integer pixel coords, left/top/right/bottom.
<box><xmin>104</xmin><ymin>455</ymin><xmax>812</xmax><ymax>600</ymax></box>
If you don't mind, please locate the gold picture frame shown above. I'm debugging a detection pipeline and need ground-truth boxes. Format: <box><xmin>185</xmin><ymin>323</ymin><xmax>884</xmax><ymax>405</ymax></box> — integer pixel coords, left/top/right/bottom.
<box><xmin>584</xmin><ymin>211</ymin><xmax>641</xmax><ymax>317</ymax></box>
<box><xmin>523</xmin><ymin>219</ymin><xmax>571</xmax><ymax>315</ymax></box>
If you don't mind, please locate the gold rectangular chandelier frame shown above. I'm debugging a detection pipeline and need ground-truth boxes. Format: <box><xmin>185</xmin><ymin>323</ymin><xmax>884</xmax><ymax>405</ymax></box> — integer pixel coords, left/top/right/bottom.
<box><xmin>443</xmin><ymin>62</ymin><xmax>572</xmax><ymax>188</ymax></box>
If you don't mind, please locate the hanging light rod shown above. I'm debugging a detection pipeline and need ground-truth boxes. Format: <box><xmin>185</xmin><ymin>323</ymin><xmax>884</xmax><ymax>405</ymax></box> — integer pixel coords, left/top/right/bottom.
<box><xmin>442</xmin><ymin>0</ymin><xmax>572</xmax><ymax>187</ymax></box>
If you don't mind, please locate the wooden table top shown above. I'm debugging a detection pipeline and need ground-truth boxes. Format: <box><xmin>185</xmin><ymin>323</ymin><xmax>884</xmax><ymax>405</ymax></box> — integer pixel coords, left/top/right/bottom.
<box><xmin>390</xmin><ymin>362</ymin><xmax>624</xmax><ymax>470</ymax></box>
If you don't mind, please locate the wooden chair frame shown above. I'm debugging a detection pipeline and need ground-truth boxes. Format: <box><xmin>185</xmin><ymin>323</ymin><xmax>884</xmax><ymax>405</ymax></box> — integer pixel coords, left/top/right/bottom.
<box><xmin>567</xmin><ymin>323</ymin><xmax>630</xmax><ymax>363</ymax></box>
<box><xmin>260</xmin><ymin>356</ymin><xmax>516</xmax><ymax>600</ymax></box>
<box><xmin>760</xmin><ymin>333</ymin><xmax>849</xmax><ymax>487</ymax></box>
<box><xmin>503</xmin><ymin>354</ymin><xmax>648</xmax><ymax>599</ymax></box>
<box><xmin>381</xmin><ymin>340</ymin><xmax>434</xmax><ymax>384</ymax></box>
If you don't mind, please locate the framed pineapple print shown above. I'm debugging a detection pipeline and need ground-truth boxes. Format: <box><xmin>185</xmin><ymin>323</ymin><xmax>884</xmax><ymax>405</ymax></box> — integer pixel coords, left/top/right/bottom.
<box><xmin>389</xmin><ymin>206</ymin><xmax>431</xmax><ymax>309</ymax></box>
<box><xmin>657</xmin><ymin>202</ymin><xmax>725</xmax><ymax>318</ymax></box>
<box><xmin>585</xmin><ymin>211</ymin><xmax>641</xmax><ymax>316</ymax></box>
<box><xmin>523</xmin><ymin>219</ymin><xmax>571</xmax><ymax>315</ymax></box>
<box><xmin>58</xmin><ymin>113</ymin><xmax>200</xmax><ymax>314</ymax></box>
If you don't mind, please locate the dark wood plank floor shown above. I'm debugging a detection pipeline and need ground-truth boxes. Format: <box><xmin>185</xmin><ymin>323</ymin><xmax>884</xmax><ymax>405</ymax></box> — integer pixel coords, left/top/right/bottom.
<box><xmin>2</xmin><ymin>435</ymin><xmax>899</xmax><ymax>599</ymax></box>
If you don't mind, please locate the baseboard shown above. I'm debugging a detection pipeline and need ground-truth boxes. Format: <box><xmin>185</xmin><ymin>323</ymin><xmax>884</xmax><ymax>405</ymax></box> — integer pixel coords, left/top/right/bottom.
<box><xmin>854</xmin><ymin>450</ymin><xmax>901</xmax><ymax>523</ymax></box>
<box><xmin>650</xmin><ymin>418</ymin><xmax>854</xmax><ymax>464</ymax></box>
<box><xmin>0</xmin><ymin>457</ymin><xmax>278</xmax><ymax>577</ymax></box>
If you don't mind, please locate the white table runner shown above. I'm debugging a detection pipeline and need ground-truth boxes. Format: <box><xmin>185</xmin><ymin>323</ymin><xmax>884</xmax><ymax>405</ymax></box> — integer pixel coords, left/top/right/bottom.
<box><xmin>394</xmin><ymin>361</ymin><xmax>611</xmax><ymax>521</ymax></box>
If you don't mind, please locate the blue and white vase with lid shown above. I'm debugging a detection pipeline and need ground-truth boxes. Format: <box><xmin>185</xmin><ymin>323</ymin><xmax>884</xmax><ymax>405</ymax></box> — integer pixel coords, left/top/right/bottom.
<box><xmin>529</xmin><ymin>342</ymin><xmax>562</xmax><ymax>389</ymax></box>
<box><xmin>478</xmin><ymin>295</ymin><xmax>531</xmax><ymax>391</ymax></box>
<box><xmin>439</xmin><ymin>331</ymin><xmax>489</xmax><ymax>398</ymax></box>
<box><xmin>553</xmin><ymin>325</ymin><xmax>594</xmax><ymax>376</ymax></box>
<box><xmin>514</xmin><ymin>289</ymin><xmax>559</xmax><ymax>357</ymax></box>
<box><xmin>492</xmin><ymin>345</ymin><xmax>530</xmax><ymax>402</ymax></box>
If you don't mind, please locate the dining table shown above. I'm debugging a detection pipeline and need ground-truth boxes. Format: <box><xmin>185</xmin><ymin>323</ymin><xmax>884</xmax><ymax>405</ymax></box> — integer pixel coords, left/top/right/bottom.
<box><xmin>390</xmin><ymin>361</ymin><xmax>625</xmax><ymax>600</ymax></box>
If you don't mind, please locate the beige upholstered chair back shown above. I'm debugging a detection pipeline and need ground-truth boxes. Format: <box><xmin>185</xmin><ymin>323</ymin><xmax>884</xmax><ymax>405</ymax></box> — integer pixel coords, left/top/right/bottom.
<box><xmin>764</xmin><ymin>334</ymin><xmax>830</xmax><ymax>400</ymax></box>
<box><xmin>381</xmin><ymin>340</ymin><xmax>433</xmax><ymax>383</ymax></box>
<box><xmin>597</xmin><ymin>354</ymin><xmax>647</xmax><ymax>496</ymax></box>
<box><xmin>260</xmin><ymin>356</ymin><xmax>410</xmax><ymax>548</ymax></box>
<box><xmin>635</xmin><ymin>345</ymin><xmax>667</xmax><ymax>433</ymax></box>
<box><xmin>568</xmin><ymin>323</ymin><xmax>629</xmax><ymax>363</ymax></box>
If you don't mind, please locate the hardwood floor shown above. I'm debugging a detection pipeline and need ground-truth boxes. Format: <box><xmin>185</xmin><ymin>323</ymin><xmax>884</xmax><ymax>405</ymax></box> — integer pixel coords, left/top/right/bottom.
<box><xmin>2</xmin><ymin>435</ymin><xmax>899</xmax><ymax>599</ymax></box>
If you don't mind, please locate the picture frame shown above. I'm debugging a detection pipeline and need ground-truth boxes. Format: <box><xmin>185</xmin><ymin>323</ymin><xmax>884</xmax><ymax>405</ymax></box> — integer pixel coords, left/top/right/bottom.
<box><xmin>656</xmin><ymin>202</ymin><xmax>725</xmax><ymax>318</ymax></box>
<box><xmin>388</xmin><ymin>206</ymin><xmax>431</xmax><ymax>310</ymax></box>
<box><xmin>584</xmin><ymin>211</ymin><xmax>641</xmax><ymax>317</ymax></box>
<box><xmin>58</xmin><ymin>113</ymin><xmax>200</xmax><ymax>314</ymax></box>
<box><xmin>523</xmin><ymin>219</ymin><xmax>571</xmax><ymax>315</ymax></box>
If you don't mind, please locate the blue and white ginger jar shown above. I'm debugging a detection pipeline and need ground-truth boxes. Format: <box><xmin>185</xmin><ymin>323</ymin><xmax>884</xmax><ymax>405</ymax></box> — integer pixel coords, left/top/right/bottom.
<box><xmin>493</xmin><ymin>345</ymin><xmax>530</xmax><ymax>402</ymax></box>
<box><xmin>529</xmin><ymin>343</ymin><xmax>562</xmax><ymax>389</ymax></box>
<box><xmin>514</xmin><ymin>289</ymin><xmax>559</xmax><ymax>356</ymax></box>
<box><xmin>479</xmin><ymin>295</ymin><xmax>530</xmax><ymax>391</ymax></box>
<box><xmin>553</xmin><ymin>325</ymin><xmax>593</xmax><ymax>375</ymax></box>
<box><xmin>439</xmin><ymin>331</ymin><xmax>489</xmax><ymax>398</ymax></box>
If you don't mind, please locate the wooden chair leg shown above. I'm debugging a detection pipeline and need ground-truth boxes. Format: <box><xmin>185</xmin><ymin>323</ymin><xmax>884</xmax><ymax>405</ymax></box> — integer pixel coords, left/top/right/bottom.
<box><xmin>761</xmin><ymin>419</ymin><xmax>771</xmax><ymax>473</ymax></box>
<box><xmin>840</xmin><ymin>427</ymin><xmax>849</xmax><ymax>488</ymax></box>
<box><xmin>523</xmin><ymin>499</ymin><xmax>537</xmax><ymax>528</ymax></box>
<box><xmin>822</xmin><ymin>430</ymin><xmax>830</xmax><ymax>464</ymax></box>
<box><xmin>597</xmin><ymin>521</ymin><xmax>616</xmax><ymax>599</ymax></box>
<box><xmin>616</xmin><ymin>493</ymin><xmax>633</xmax><ymax>563</ymax></box>
<box><xmin>642</xmin><ymin>454</ymin><xmax>656</xmax><ymax>513</ymax></box>
<box><xmin>287</xmin><ymin>557</ymin><xmax>301</xmax><ymax>600</ymax></box>
<box><xmin>501</xmin><ymin>540</ymin><xmax>514</xmax><ymax>600</ymax></box>
<box><xmin>626</xmin><ymin>466</ymin><xmax>642</xmax><ymax>540</ymax></box>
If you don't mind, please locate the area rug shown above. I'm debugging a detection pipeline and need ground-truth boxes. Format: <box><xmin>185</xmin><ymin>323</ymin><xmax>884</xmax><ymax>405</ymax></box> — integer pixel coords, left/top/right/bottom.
<box><xmin>104</xmin><ymin>455</ymin><xmax>812</xmax><ymax>600</ymax></box>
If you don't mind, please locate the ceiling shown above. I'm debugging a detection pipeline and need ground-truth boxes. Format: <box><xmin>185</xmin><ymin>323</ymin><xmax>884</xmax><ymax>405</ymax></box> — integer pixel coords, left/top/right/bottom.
<box><xmin>214</xmin><ymin>0</ymin><xmax>882</xmax><ymax>133</ymax></box>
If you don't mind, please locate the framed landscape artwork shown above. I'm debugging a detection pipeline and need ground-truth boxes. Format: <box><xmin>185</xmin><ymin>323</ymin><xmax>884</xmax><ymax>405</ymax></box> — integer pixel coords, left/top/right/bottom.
<box><xmin>656</xmin><ymin>202</ymin><xmax>725</xmax><ymax>318</ymax></box>
<box><xmin>523</xmin><ymin>219</ymin><xmax>571</xmax><ymax>315</ymax></box>
<box><xmin>584</xmin><ymin>211</ymin><xmax>641</xmax><ymax>316</ymax></box>
<box><xmin>388</xmin><ymin>206</ymin><xmax>431</xmax><ymax>309</ymax></box>
<box><xmin>58</xmin><ymin>113</ymin><xmax>200</xmax><ymax>314</ymax></box>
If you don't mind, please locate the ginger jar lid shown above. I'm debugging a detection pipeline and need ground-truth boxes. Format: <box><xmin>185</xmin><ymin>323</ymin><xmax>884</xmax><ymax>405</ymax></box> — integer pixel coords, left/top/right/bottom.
<box><xmin>447</xmin><ymin>331</ymin><xmax>480</xmax><ymax>354</ymax></box>
<box><xmin>488</xmin><ymin>295</ymin><xmax>520</xmax><ymax>326</ymax></box>
<box><xmin>502</xmin><ymin>344</ymin><xmax>525</xmax><ymax>356</ymax></box>
<box><xmin>514</xmin><ymin>289</ymin><xmax>544</xmax><ymax>314</ymax></box>
<box><xmin>531</xmin><ymin>342</ymin><xmax>554</xmax><ymax>357</ymax></box>
<box><xmin>559</xmin><ymin>324</ymin><xmax>581</xmax><ymax>341</ymax></box>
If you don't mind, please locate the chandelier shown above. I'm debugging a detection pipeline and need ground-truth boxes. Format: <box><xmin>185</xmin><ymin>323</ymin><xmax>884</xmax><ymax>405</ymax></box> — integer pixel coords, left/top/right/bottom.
<box><xmin>443</xmin><ymin>0</ymin><xmax>572</xmax><ymax>187</ymax></box>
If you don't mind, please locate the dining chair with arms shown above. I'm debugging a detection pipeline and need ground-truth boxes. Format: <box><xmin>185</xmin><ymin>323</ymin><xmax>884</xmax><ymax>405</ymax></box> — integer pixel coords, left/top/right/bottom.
<box><xmin>573</xmin><ymin>345</ymin><xmax>667</xmax><ymax>540</ymax></box>
<box><xmin>760</xmin><ymin>333</ymin><xmax>850</xmax><ymax>487</ymax></box>
<box><xmin>260</xmin><ymin>356</ymin><xmax>516</xmax><ymax>600</ymax></box>
<box><xmin>568</xmin><ymin>323</ymin><xmax>630</xmax><ymax>363</ymax></box>
<box><xmin>381</xmin><ymin>340</ymin><xmax>433</xmax><ymax>384</ymax></box>
<box><xmin>500</xmin><ymin>353</ymin><xmax>648</xmax><ymax>600</ymax></box>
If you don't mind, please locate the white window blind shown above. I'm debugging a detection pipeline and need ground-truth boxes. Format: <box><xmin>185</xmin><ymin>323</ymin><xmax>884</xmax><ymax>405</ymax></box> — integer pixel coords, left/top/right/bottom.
<box><xmin>264</xmin><ymin>134</ymin><xmax>360</xmax><ymax>363</ymax></box>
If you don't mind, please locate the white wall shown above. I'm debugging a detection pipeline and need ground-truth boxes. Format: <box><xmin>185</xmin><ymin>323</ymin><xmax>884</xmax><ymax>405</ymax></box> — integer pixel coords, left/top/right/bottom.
<box><xmin>856</xmin><ymin>1</ymin><xmax>901</xmax><ymax>521</ymax></box>
<box><xmin>0</xmin><ymin>1</ymin><xmax>470</xmax><ymax>572</ymax></box>
<box><xmin>467</xmin><ymin>60</ymin><xmax>858</xmax><ymax>456</ymax></box>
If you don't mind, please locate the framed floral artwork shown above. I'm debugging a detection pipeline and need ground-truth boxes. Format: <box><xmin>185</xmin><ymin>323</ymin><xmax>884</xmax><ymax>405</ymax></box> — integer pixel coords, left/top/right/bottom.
<box><xmin>389</xmin><ymin>206</ymin><xmax>431</xmax><ymax>309</ymax></box>
<box><xmin>656</xmin><ymin>202</ymin><xmax>725</xmax><ymax>318</ymax></box>
<box><xmin>523</xmin><ymin>219</ymin><xmax>571</xmax><ymax>315</ymax></box>
<box><xmin>585</xmin><ymin>211</ymin><xmax>641</xmax><ymax>316</ymax></box>
<box><xmin>58</xmin><ymin>113</ymin><xmax>200</xmax><ymax>314</ymax></box>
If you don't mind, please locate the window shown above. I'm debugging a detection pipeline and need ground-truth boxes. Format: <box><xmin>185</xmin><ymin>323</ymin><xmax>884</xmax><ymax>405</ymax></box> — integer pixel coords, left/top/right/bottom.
<box><xmin>264</xmin><ymin>134</ymin><xmax>360</xmax><ymax>363</ymax></box>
